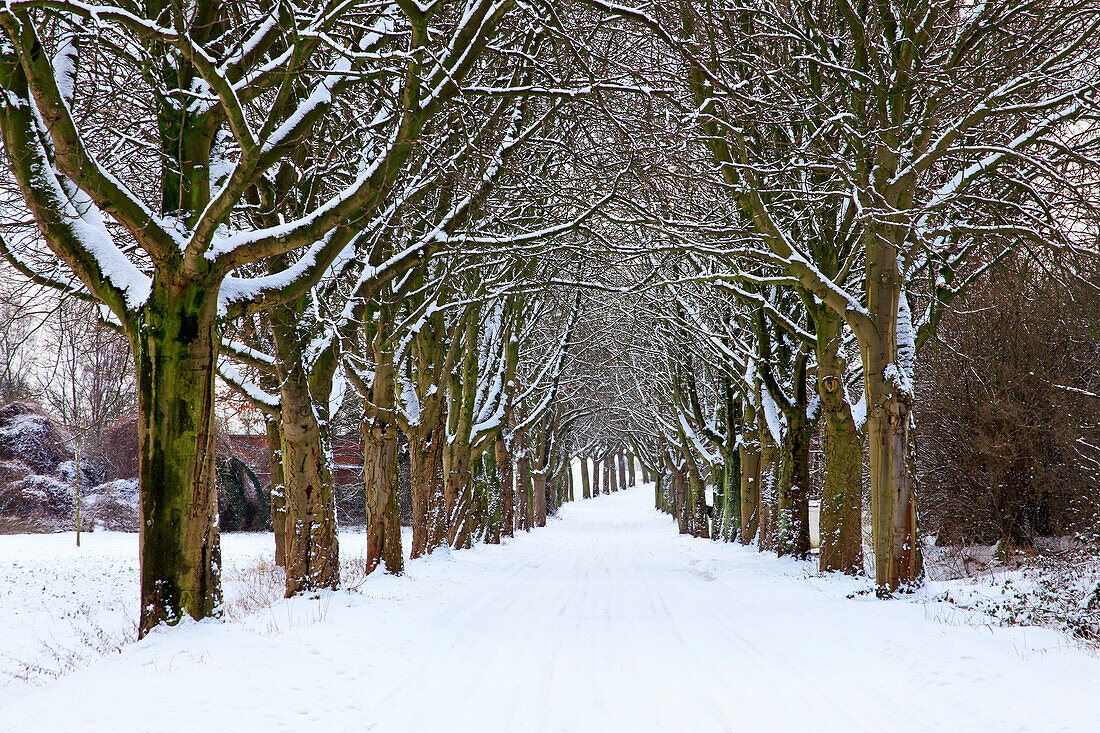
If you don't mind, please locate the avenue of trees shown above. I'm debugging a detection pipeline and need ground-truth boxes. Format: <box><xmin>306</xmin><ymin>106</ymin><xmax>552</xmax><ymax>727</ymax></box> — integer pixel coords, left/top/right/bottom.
<box><xmin>1</xmin><ymin>0</ymin><xmax>1098</xmax><ymax>636</ymax></box>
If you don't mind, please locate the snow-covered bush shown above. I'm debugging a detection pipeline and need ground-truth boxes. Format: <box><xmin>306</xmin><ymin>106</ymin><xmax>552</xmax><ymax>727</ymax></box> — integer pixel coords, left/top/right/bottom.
<box><xmin>932</xmin><ymin>544</ymin><xmax>1100</xmax><ymax>642</ymax></box>
<box><xmin>83</xmin><ymin>479</ymin><xmax>139</xmax><ymax>532</ymax></box>
<box><xmin>0</xmin><ymin>402</ymin><xmax>73</xmax><ymax>475</ymax></box>
<box><xmin>0</xmin><ymin>473</ymin><xmax>75</xmax><ymax>529</ymax></box>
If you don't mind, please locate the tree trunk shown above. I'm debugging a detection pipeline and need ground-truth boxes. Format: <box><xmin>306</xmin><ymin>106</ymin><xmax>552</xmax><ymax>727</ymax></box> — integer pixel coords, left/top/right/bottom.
<box><xmin>133</xmin><ymin>285</ymin><xmax>221</xmax><ymax>637</ymax></box>
<box><xmin>816</xmin><ymin>307</ymin><xmax>864</xmax><ymax>573</ymax></box>
<box><xmin>775</xmin><ymin>409</ymin><xmax>812</xmax><ymax>559</ymax></box>
<box><xmin>363</xmin><ymin>416</ymin><xmax>403</xmax><ymax>575</ymax></box>
<box><xmin>409</xmin><ymin>424</ymin><xmax>445</xmax><ymax>557</ymax></box>
<box><xmin>271</xmin><ymin>301</ymin><xmax>339</xmax><ymax>597</ymax></box>
<box><xmin>484</xmin><ymin>448</ymin><xmax>502</xmax><ymax>544</ymax></box>
<box><xmin>517</xmin><ymin>439</ymin><xmax>532</xmax><ymax>530</ymax></box>
<box><xmin>608</xmin><ymin>458</ymin><xmax>619</xmax><ymax>493</ymax></box>
<box><xmin>739</xmin><ymin>438</ymin><xmax>760</xmax><ymax>545</ymax></box>
<box><xmin>712</xmin><ymin>462</ymin><xmax>727</xmax><ymax>540</ymax></box>
<box><xmin>446</xmin><ymin>441</ymin><xmax>475</xmax><ymax>547</ymax></box>
<box><xmin>626</xmin><ymin>454</ymin><xmax>636</xmax><ymax>487</ymax></box>
<box><xmin>266</xmin><ymin>416</ymin><xmax>287</xmax><ymax>568</ymax></box>
<box><xmin>496</xmin><ymin>434</ymin><xmax>514</xmax><ymax>538</ymax></box>
<box><xmin>425</xmin><ymin>420</ymin><xmax>450</xmax><ymax>551</ymax></box>
<box><xmin>864</xmin><ymin>235</ymin><xmax>922</xmax><ymax>592</ymax></box>
<box><xmin>278</xmin><ymin>378</ymin><xmax>339</xmax><ymax>596</ymax></box>
<box><xmin>687</xmin><ymin>460</ymin><xmax>709</xmax><ymax>539</ymax></box>
<box><xmin>757</xmin><ymin>427</ymin><xmax>779</xmax><ymax>552</ymax></box>
<box><xmin>672</xmin><ymin>464</ymin><xmax>689</xmax><ymax>534</ymax></box>
<box><xmin>533</xmin><ymin>470</ymin><xmax>548</xmax><ymax>526</ymax></box>
<box><xmin>580</xmin><ymin>456</ymin><xmax>591</xmax><ymax>499</ymax></box>
<box><xmin>363</xmin><ymin>325</ymin><xmax>403</xmax><ymax>573</ymax></box>
<box><xmin>717</xmin><ymin>447</ymin><xmax>740</xmax><ymax>542</ymax></box>
<box><xmin>617</xmin><ymin>451</ymin><xmax>627</xmax><ymax>490</ymax></box>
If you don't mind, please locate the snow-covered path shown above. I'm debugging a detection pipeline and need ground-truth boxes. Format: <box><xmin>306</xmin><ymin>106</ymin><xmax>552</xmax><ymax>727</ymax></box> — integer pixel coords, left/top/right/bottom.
<box><xmin>3</xmin><ymin>486</ymin><xmax>1099</xmax><ymax>731</ymax></box>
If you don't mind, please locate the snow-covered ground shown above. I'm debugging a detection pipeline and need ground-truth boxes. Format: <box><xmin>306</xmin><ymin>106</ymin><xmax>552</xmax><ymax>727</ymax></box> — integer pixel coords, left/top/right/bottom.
<box><xmin>2</xmin><ymin>487</ymin><xmax>1099</xmax><ymax>731</ymax></box>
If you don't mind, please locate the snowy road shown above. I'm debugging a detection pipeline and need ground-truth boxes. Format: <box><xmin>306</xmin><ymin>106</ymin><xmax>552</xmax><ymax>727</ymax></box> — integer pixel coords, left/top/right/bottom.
<box><xmin>3</xmin><ymin>486</ymin><xmax>1099</xmax><ymax>731</ymax></box>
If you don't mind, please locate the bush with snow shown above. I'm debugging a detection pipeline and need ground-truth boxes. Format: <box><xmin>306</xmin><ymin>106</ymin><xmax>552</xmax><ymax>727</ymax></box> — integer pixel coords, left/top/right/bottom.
<box><xmin>0</xmin><ymin>402</ymin><xmax>73</xmax><ymax>475</ymax></box>
<box><xmin>0</xmin><ymin>473</ymin><xmax>75</xmax><ymax>528</ymax></box>
<box><xmin>930</xmin><ymin>543</ymin><xmax>1100</xmax><ymax>642</ymax></box>
<box><xmin>83</xmin><ymin>479</ymin><xmax>140</xmax><ymax>532</ymax></box>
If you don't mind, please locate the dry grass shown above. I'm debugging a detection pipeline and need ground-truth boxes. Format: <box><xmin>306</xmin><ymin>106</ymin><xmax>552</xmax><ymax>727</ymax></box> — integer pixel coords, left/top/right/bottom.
<box><xmin>221</xmin><ymin>551</ymin><xmax>372</xmax><ymax>622</ymax></box>
<box><xmin>221</xmin><ymin>557</ymin><xmax>287</xmax><ymax>621</ymax></box>
<box><xmin>2</xmin><ymin>608</ymin><xmax>135</xmax><ymax>687</ymax></box>
<box><xmin>340</xmin><ymin>551</ymin><xmax>372</xmax><ymax>591</ymax></box>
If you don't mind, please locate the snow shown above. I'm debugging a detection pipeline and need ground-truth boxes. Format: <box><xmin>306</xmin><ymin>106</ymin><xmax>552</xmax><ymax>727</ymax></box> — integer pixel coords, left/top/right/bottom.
<box><xmin>760</xmin><ymin>386</ymin><xmax>785</xmax><ymax>444</ymax></box>
<box><xmin>3</xmin><ymin>488</ymin><xmax>1100</xmax><ymax>731</ymax></box>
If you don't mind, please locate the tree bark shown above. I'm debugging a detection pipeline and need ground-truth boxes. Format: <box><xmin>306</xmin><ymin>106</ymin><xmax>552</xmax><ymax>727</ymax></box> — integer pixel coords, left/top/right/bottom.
<box><xmin>775</xmin><ymin>407</ymin><xmax>812</xmax><ymax>559</ymax></box>
<box><xmin>445</xmin><ymin>443</ymin><xmax>475</xmax><ymax>547</ymax></box>
<box><xmin>363</xmin><ymin>320</ymin><xmax>403</xmax><ymax>574</ymax></box>
<box><xmin>671</xmin><ymin>462</ymin><xmax>689</xmax><ymax>534</ymax></box>
<box><xmin>132</xmin><ymin>283</ymin><xmax>221</xmax><ymax>637</ymax></box>
<box><xmin>739</xmin><ymin>439</ymin><xmax>760</xmax><ymax>545</ymax></box>
<box><xmin>686</xmin><ymin>458</ymin><xmax>709</xmax><ymax>539</ymax></box>
<box><xmin>482</xmin><ymin>448</ymin><xmax>501</xmax><ymax>544</ymax></box>
<box><xmin>864</xmin><ymin>233</ymin><xmax>922</xmax><ymax>592</ymax></box>
<box><xmin>278</xmin><ymin>381</ymin><xmax>339</xmax><ymax>595</ymax></box>
<box><xmin>272</xmin><ymin>307</ymin><xmax>339</xmax><ymax>597</ymax></box>
<box><xmin>533</xmin><ymin>470</ymin><xmax>548</xmax><ymax>527</ymax></box>
<box><xmin>716</xmin><ymin>447</ymin><xmax>740</xmax><ymax>542</ymax></box>
<box><xmin>265</xmin><ymin>416</ymin><xmax>287</xmax><ymax>568</ymax></box>
<box><xmin>363</xmin><ymin>416</ymin><xmax>403</xmax><ymax>575</ymax></box>
<box><xmin>816</xmin><ymin>308</ymin><xmax>864</xmax><ymax>574</ymax></box>
<box><xmin>409</xmin><ymin>423</ymin><xmax>445</xmax><ymax>557</ymax></box>
<box><xmin>757</xmin><ymin>426</ymin><xmax>779</xmax><ymax>553</ymax></box>
<box><xmin>496</xmin><ymin>434</ymin><xmax>514</xmax><ymax>538</ymax></box>
<box><xmin>516</xmin><ymin>435</ymin><xmax>532</xmax><ymax>530</ymax></box>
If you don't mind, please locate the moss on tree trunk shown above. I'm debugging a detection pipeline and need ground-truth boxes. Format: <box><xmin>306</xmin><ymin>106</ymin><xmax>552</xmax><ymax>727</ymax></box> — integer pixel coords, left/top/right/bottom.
<box><xmin>133</xmin><ymin>282</ymin><xmax>222</xmax><ymax>637</ymax></box>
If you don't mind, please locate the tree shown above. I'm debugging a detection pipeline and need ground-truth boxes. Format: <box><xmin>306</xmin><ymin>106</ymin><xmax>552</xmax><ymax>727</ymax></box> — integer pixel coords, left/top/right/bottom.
<box><xmin>0</xmin><ymin>0</ymin><xmax>527</xmax><ymax>634</ymax></box>
<box><xmin>585</xmin><ymin>0</ymin><xmax>1100</xmax><ymax>591</ymax></box>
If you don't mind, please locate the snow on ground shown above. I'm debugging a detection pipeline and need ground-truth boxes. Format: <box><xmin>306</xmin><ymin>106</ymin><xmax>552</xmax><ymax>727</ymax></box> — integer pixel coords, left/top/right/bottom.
<box><xmin>2</xmin><ymin>487</ymin><xmax>1099</xmax><ymax>732</ymax></box>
